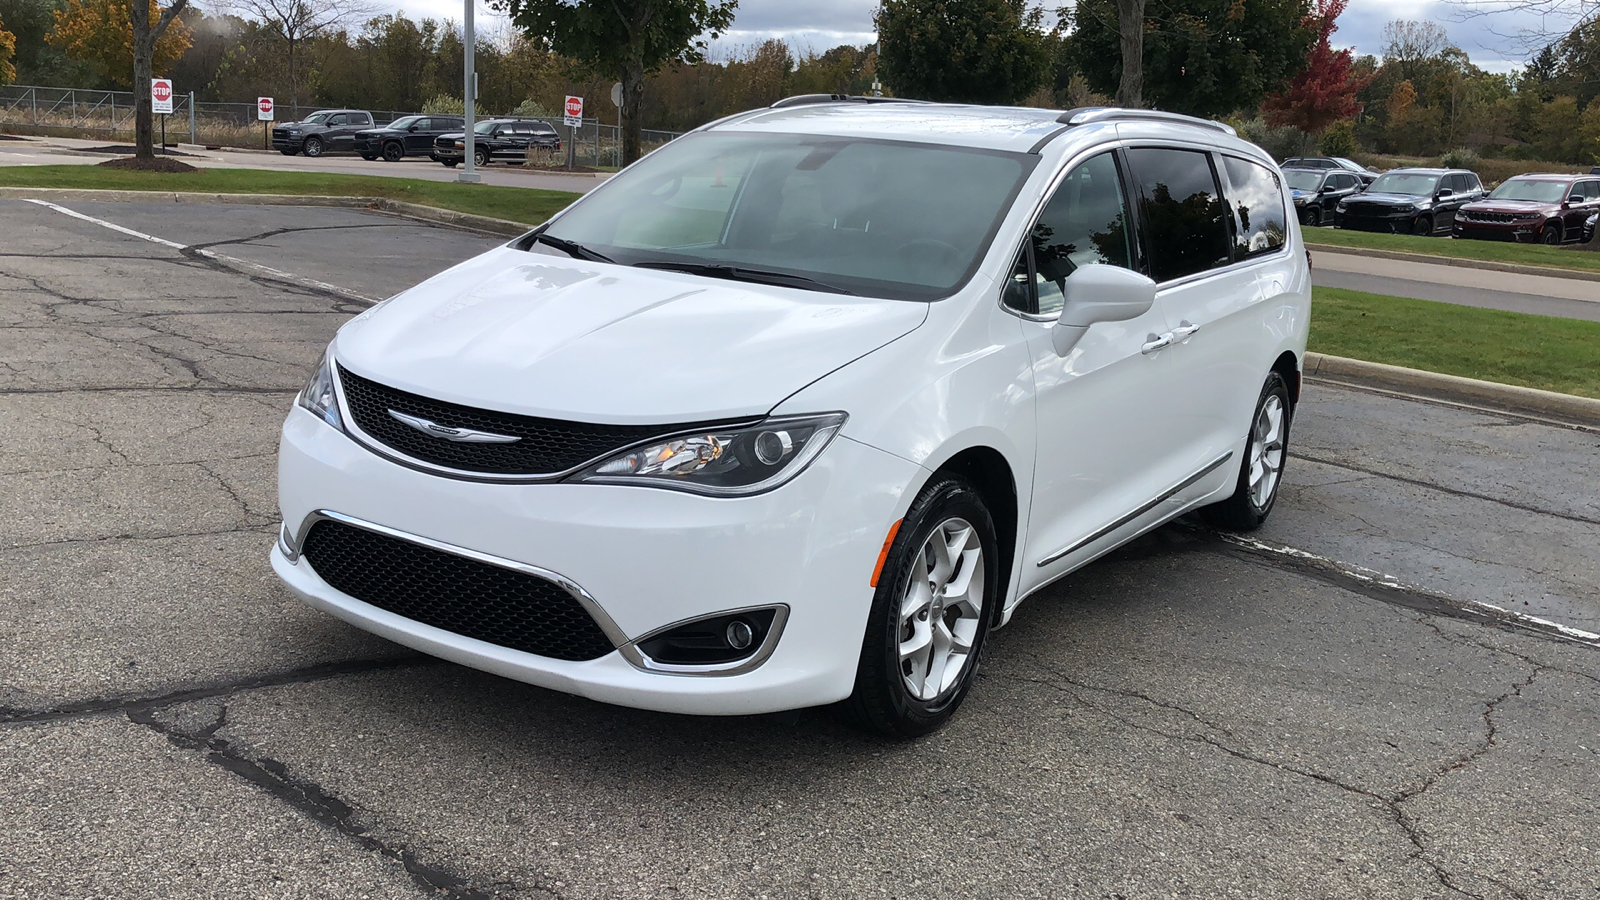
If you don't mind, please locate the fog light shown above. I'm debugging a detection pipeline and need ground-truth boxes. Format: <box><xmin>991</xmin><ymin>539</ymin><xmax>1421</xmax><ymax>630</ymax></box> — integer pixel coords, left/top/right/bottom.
<box><xmin>726</xmin><ymin>619</ymin><xmax>754</xmax><ymax>650</ymax></box>
<box><xmin>636</xmin><ymin>607</ymin><xmax>780</xmax><ymax>667</ymax></box>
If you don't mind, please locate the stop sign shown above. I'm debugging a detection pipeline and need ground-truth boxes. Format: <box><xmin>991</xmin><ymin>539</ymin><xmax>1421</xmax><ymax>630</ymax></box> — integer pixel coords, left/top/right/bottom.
<box><xmin>257</xmin><ymin>97</ymin><xmax>274</xmax><ymax>121</ymax></box>
<box><xmin>151</xmin><ymin>78</ymin><xmax>173</xmax><ymax>114</ymax></box>
<box><xmin>565</xmin><ymin>95</ymin><xmax>583</xmax><ymax>118</ymax></box>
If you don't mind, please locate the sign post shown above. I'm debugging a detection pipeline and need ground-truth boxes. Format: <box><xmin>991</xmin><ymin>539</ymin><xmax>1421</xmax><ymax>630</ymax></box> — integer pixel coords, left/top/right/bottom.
<box><xmin>257</xmin><ymin>97</ymin><xmax>274</xmax><ymax>150</ymax></box>
<box><xmin>151</xmin><ymin>78</ymin><xmax>173</xmax><ymax>154</ymax></box>
<box><xmin>610</xmin><ymin>82</ymin><xmax>622</xmax><ymax>164</ymax></box>
<box><xmin>564</xmin><ymin>95</ymin><xmax>583</xmax><ymax>171</ymax></box>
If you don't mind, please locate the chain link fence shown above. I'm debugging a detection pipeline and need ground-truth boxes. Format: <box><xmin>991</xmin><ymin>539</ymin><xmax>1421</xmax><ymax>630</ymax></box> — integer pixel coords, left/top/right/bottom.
<box><xmin>0</xmin><ymin>84</ymin><xmax>682</xmax><ymax>165</ymax></box>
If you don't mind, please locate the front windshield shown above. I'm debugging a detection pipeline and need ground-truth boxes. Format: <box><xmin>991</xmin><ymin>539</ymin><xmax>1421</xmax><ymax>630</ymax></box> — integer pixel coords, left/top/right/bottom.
<box><xmin>474</xmin><ymin>121</ymin><xmax>498</xmax><ymax>134</ymax></box>
<box><xmin>1284</xmin><ymin>170</ymin><xmax>1324</xmax><ymax>192</ymax></box>
<box><xmin>388</xmin><ymin>115</ymin><xmax>421</xmax><ymax>130</ymax></box>
<box><xmin>304</xmin><ymin>112</ymin><xmax>330</xmax><ymax>125</ymax></box>
<box><xmin>1367</xmin><ymin>173</ymin><xmax>1439</xmax><ymax>196</ymax></box>
<box><xmin>1489</xmin><ymin>179</ymin><xmax>1569</xmax><ymax>203</ymax></box>
<box><xmin>539</xmin><ymin>133</ymin><xmax>1035</xmax><ymax>300</ymax></box>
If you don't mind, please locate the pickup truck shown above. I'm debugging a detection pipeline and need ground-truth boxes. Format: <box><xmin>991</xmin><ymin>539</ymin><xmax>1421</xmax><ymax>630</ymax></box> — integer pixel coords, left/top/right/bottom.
<box><xmin>272</xmin><ymin>109</ymin><xmax>377</xmax><ymax>157</ymax></box>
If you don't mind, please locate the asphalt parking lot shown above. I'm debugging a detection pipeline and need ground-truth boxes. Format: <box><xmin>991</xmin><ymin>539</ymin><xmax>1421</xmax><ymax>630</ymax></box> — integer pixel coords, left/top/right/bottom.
<box><xmin>2</xmin><ymin>197</ymin><xmax>1598</xmax><ymax>899</ymax></box>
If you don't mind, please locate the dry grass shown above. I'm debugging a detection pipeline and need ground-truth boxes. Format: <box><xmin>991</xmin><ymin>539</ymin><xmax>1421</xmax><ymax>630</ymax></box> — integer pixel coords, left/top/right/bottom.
<box><xmin>0</xmin><ymin>109</ymin><xmax>269</xmax><ymax>149</ymax></box>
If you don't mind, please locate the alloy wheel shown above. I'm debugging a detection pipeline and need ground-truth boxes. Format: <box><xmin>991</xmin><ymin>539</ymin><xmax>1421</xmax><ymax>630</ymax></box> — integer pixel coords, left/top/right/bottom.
<box><xmin>303</xmin><ymin>137</ymin><xmax>323</xmax><ymax>158</ymax></box>
<box><xmin>1248</xmin><ymin>394</ymin><xmax>1286</xmax><ymax>509</ymax></box>
<box><xmin>383</xmin><ymin>142</ymin><xmax>404</xmax><ymax>162</ymax></box>
<box><xmin>897</xmin><ymin>517</ymin><xmax>985</xmax><ymax>701</ymax></box>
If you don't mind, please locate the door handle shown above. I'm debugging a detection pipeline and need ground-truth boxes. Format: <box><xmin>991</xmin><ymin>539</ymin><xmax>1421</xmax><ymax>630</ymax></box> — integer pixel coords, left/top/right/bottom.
<box><xmin>1172</xmin><ymin>322</ymin><xmax>1201</xmax><ymax>342</ymax></box>
<box><xmin>1141</xmin><ymin>333</ymin><xmax>1173</xmax><ymax>354</ymax></box>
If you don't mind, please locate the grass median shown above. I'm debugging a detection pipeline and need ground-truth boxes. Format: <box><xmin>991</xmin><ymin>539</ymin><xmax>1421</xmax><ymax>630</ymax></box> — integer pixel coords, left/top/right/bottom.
<box><xmin>1305</xmin><ymin>227</ymin><xmax>1600</xmax><ymax>274</ymax></box>
<box><xmin>0</xmin><ymin>165</ymin><xmax>582</xmax><ymax>226</ymax></box>
<box><xmin>1310</xmin><ymin>287</ymin><xmax>1600</xmax><ymax>399</ymax></box>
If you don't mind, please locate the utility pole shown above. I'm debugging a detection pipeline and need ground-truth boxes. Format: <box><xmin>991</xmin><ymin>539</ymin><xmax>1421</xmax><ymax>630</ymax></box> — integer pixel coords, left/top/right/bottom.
<box><xmin>458</xmin><ymin>0</ymin><xmax>480</xmax><ymax>184</ymax></box>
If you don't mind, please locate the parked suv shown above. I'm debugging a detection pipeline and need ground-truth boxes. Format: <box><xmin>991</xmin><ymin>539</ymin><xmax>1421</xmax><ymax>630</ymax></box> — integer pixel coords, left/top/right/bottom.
<box><xmin>274</xmin><ymin>101</ymin><xmax>1310</xmax><ymax>737</ymax></box>
<box><xmin>1284</xmin><ymin>166</ymin><xmax>1364</xmax><ymax>227</ymax></box>
<box><xmin>1282</xmin><ymin>156</ymin><xmax>1379</xmax><ymax>185</ymax></box>
<box><xmin>432</xmin><ymin>118</ymin><xmax>562</xmax><ymax>167</ymax></box>
<box><xmin>1454</xmin><ymin>174</ymin><xmax>1600</xmax><ymax>244</ymax></box>
<box><xmin>355</xmin><ymin>115</ymin><xmax>466</xmax><ymax>162</ymax></box>
<box><xmin>272</xmin><ymin>109</ymin><xmax>376</xmax><ymax>157</ymax></box>
<box><xmin>1336</xmin><ymin>168</ymin><xmax>1485</xmax><ymax>235</ymax></box>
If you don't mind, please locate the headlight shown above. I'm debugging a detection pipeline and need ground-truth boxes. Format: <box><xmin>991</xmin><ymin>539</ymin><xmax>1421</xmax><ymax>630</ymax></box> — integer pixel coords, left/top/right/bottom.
<box><xmin>296</xmin><ymin>348</ymin><xmax>343</xmax><ymax>431</ymax></box>
<box><xmin>285</xmin><ymin>128</ymin><xmax>300</xmax><ymax>134</ymax></box>
<box><xmin>1336</xmin><ymin>201</ymin><xmax>1348</xmax><ymax>212</ymax></box>
<box><xmin>570</xmin><ymin>413</ymin><xmax>846</xmax><ymax>495</ymax></box>
<box><xmin>1413</xmin><ymin>202</ymin><xmax>1431</xmax><ymax>211</ymax></box>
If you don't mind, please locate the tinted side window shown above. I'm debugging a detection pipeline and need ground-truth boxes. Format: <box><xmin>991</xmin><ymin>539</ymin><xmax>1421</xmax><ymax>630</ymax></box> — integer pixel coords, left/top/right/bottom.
<box><xmin>1017</xmin><ymin>152</ymin><xmax>1134</xmax><ymax>316</ymax></box>
<box><xmin>327</xmin><ymin>114</ymin><xmax>347</xmax><ymax>126</ymax></box>
<box><xmin>1128</xmin><ymin>148</ymin><xmax>1232</xmax><ymax>282</ymax></box>
<box><xmin>1221</xmin><ymin>157</ymin><xmax>1287</xmax><ymax>259</ymax></box>
<box><xmin>1580</xmin><ymin>181</ymin><xmax>1600</xmax><ymax>200</ymax></box>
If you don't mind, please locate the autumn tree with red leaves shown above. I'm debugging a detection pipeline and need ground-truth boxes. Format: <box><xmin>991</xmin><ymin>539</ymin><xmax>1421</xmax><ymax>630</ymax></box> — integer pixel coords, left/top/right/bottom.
<box><xmin>1263</xmin><ymin>0</ymin><xmax>1371</xmax><ymax>137</ymax></box>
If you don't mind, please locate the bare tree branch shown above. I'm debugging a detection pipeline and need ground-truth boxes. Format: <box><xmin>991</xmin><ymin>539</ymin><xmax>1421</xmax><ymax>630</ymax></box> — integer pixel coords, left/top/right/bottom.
<box><xmin>1446</xmin><ymin>0</ymin><xmax>1599</xmax><ymax>51</ymax></box>
<box><xmin>210</xmin><ymin>0</ymin><xmax>377</xmax><ymax>109</ymax></box>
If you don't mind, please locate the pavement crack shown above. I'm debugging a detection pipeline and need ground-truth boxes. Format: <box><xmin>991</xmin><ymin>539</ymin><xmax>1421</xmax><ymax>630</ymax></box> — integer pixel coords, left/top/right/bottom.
<box><xmin>185</xmin><ymin>222</ymin><xmax>412</xmax><ymax>253</ymax></box>
<box><xmin>123</xmin><ymin>680</ymin><xmax>499</xmax><ymax>900</ymax></box>
<box><xmin>0</xmin><ymin>525</ymin><xmax>275</xmax><ymax>554</ymax></box>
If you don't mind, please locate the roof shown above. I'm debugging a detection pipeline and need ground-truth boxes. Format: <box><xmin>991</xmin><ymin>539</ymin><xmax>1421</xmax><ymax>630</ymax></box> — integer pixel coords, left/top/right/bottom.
<box><xmin>1502</xmin><ymin>173</ymin><xmax>1585</xmax><ymax>181</ymax></box>
<box><xmin>713</xmin><ymin>102</ymin><xmax>1068</xmax><ymax>153</ymax></box>
<box><xmin>1387</xmin><ymin>168</ymin><xmax>1462</xmax><ymax>175</ymax></box>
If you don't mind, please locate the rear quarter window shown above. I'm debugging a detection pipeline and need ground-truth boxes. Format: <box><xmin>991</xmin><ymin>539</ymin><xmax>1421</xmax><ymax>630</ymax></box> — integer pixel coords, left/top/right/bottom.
<box><xmin>1221</xmin><ymin>157</ymin><xmax>1287</xmax><ymax>258</ymax></box>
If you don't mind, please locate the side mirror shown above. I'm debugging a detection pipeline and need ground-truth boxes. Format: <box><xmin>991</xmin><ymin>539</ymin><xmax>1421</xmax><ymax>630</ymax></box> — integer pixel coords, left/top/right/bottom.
<box><xmin>1437</xmin><ymin>188</ymin><xmax>1453</xmax><ymax>199</ymax></box>
<box><xmin>407</xmin><ymin>124</ymin><xmax>419</xmax><ymax>132</ymax></box>
<box><xmin>1567</xmin><ymin>194</ymin><xmax>1583</xmax><ymax>206</ymax></box>
<box><xmin>1052</xmin><ymin>266</ymin><xmax>1158</xmax><ymax>356</ymax></box>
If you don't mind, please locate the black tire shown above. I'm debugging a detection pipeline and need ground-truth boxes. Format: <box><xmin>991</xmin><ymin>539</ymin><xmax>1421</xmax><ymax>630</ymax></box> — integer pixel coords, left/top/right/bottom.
<box><xmin>302</xmin><ymin>136</ymin><xmax>324</xmax><ymax>158</ymax></box>
<box><xmin>279</xmin><ymin>149</ymin><xmax>297</xmax><ymax>156</ymax></box>
<box><xmin>1412</xmin><ymin>215</ymin><xmax>1433</xmax><ymax>236</ymax></box>
<box><xmin>1302</xmin><ymin>207</ymin><xmax>1321</xmax><ymax>228</ymax></box>
<box><xmin>474</xmin><ymin>147</ymin><xmax>490</xmax><ymax>168</ymax></box>
<box><xmin>843</xmin><ymin>474</ymin><xmax>999</xmax><ymax>739</ymax></box>
<box><xmin>441</xmin><ymin>160</ymin><xmax>459</xmax><ymax>168</ymax></box>
<box><xmin>359</xmin><ymin>153</ymin><xmax>377</xmax><ymax>161</ymax></box>
<box><xmin>382</xmin><ymin>141</ymin><xmax>405</xmax><ymax>162</ymax></box>
<box><xmin>1541</xmin><ymin>224</ymin><xmax>1562</xmax><ymax>245</ymax></box>
<box><xmin>1201</xmin><ymin>371</ymin><xmax>1292</xmax><ymax>532</ymax></box>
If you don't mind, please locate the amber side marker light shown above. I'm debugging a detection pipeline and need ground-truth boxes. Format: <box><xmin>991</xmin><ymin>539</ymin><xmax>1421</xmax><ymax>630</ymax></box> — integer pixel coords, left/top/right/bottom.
<box><xmin>869</xmin><ymin>519</ymin><xmax>903</xmax><ymax>587</ymax></box>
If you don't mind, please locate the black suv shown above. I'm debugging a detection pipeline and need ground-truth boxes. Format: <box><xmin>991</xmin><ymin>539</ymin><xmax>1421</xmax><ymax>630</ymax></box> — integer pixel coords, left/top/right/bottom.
<box><xmin>433</xmin><ymin>119</ymin><xmax>562</xmax><ymax>167</ymax></box>
<box><xmin>1282</xmin><ymin>156</ymin><xmax>1379</xmax><ymax>186</ymax></box>
<box><xmin>355</xmin><ymin>115</ymin><xmax>466</xmax><ymax>162</ymax></box>
<box><xmin>1283</xmin><ymin>166</ymin><xmax>1365</xmax><ymax>227</ymax></box>
<box><xmin>1336</xmin><ymin>168</ymin><xmax>1486</xmax><ymax>236</ymax></box>
<box><xmin>271</xmin><ymin>109</ymin><xmax>376</xmax><ymax>157</ymax></box>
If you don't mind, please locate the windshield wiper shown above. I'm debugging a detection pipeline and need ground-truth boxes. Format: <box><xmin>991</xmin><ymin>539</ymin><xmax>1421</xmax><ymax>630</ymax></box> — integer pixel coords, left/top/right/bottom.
<box><xmin>632</xmin><ymin>261</ymin><xmax>855</xmax><ymax>295</ymax></box>
<box><xmin>531</xmin><ymin>232</ymin><xmax>615</xmax><ymax>264</ymax></box>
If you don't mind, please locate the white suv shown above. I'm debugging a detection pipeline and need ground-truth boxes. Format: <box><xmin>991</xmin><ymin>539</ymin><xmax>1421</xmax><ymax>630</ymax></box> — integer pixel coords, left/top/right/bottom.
<box><xmin>274</xmin><ymin>99</ymin><xmax>1310</xmax><ymax>737</ymax></box>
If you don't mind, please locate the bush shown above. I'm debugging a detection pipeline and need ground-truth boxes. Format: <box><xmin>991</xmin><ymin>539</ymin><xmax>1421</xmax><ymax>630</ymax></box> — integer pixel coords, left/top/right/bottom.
<box><xmin>421</xmin><ymin>94</ymin><xmax>487</xmax><ymax>117</ymax></box>
<box><xmin>1236</xmin><ymin>117</ymin><xmax>1307</xmax><ymax>160</ymax></box>
<box><xmin>1440</xmin><ymin>147</ymin><xmax>1481</xmax><ymax>171</ymax></box>
<box><xmin>1319</xmin><ymin>120</ymin><xmax>1357</xmax><ymax>158</ymax></box>
<box><xmin>510</xmin><ymin>99</ymin><xmax>551</xmax><ymax>119</ymax></box>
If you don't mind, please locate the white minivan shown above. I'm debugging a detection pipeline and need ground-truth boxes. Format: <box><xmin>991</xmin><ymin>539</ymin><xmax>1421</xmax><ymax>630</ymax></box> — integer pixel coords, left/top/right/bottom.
<box><xmin>273</xmin><ymin>99</ymin><xmax>1310</xmax><ymax>737</ymax></box>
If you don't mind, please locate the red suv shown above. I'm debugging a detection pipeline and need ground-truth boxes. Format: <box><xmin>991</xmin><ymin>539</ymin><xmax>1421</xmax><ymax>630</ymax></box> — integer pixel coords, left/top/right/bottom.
<box><xmin>1453</xmin><ymin>174</ymin><xmax>1600</xmax><ymax>244</ymax></box>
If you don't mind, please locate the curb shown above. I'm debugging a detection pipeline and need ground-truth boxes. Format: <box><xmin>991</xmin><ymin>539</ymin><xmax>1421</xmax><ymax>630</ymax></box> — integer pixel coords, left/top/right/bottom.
<box><xmin>0</xmin><ymin>187</ymin><xmax>535</xmax><ymax>236</ymax></box>
<box><xmin>1306</xmin><ymin>242</ymin><xmax>1600</xmax><ymax>283</ymax></box>
<box><xmin>1305</xmin><ymin>352</ymin><xmax>1600</xmax><ymax>427</ymax></box>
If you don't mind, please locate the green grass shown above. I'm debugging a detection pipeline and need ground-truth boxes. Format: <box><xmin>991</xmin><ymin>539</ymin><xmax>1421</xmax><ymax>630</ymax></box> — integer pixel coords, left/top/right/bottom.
<box><xmin>0</xmin><ymin>165</ymin><xmax>582</xmax><ymax>226</ymax></box>
<box><xmin>1305</xmin><ymin>227</ymin><xmax>1600</xmax><ymax>274</ymax></box>
<box><xmin>1311</xmin><ymin>287</ymin><xmax>1600</xmax><ymax>398</ymax></box>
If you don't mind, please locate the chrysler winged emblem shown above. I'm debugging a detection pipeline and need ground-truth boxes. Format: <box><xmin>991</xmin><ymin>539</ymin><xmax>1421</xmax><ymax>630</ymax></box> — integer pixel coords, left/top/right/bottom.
<box><xmin>387</xmin><ymin>410</ymin><xmax>521</xmax><ymax>444</ymax></box>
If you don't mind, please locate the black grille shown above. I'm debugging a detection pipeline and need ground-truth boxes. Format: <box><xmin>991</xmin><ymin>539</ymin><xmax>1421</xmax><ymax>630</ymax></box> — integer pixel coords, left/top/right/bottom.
<box><xmin>338</xmin><ymin>365</ymin><xmax>690</xmax><ymax>476</ymax></box>
<box><xmin>1465</xmin><ymin>211</ymin><xmax>1516</xmax><ymax>223</ymax></box>
<box><xmin>301</xmin><ymin>519</ymin><xmax>616</xmax><ymax>661</ymax></box>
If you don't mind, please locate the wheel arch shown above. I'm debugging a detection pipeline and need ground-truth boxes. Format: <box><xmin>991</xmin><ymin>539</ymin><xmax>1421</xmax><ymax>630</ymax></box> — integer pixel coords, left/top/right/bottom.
<box><xmin>1271</xmin><ymin>350</ymin><xmax>1301</xmax><ymax>406</ymax></box>
<box><xmin>926</xmin><ymin>445</ymin><xmax>1018</xmax><ymax>626</ymax></box>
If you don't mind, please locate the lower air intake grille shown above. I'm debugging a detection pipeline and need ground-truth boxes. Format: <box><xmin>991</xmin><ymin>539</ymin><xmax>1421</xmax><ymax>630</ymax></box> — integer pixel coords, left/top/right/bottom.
<box><xmin>301</xmin><ymin>519</ymin><xmax>616</xmax><ymax>662</ymax></box>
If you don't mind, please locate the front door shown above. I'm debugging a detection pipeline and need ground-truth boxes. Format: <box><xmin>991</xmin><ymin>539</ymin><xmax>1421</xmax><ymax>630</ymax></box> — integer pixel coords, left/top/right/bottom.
<box><xmin>406</xmin><ymin>119</ymin><xmax>432</xmax><ymax>153</ymax></box>
<box><xmin>1016</xmin><ymin>150</ymin><xmax>1179</xmax><ymax>597</ymax></box>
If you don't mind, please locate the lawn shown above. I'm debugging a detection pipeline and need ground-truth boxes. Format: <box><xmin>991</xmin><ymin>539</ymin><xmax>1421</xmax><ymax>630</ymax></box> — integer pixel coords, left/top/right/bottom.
<box><xmin>0</xmin><ymin>165</ymin><xmax>582</xmax><ymax>226</ymax></box>
<box><xmin>1310</xmin><ymin>287</ymin><xmax>1600</xmax><ymax>399</ymax></box>
<box><xmin>1305</xmin><ymin>226</ymin><xmax>1600</xmax><ymax>274</ymax></box>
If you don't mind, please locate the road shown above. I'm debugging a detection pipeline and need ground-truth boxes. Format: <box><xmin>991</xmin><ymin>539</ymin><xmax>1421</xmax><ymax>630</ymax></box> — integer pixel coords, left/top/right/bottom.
<box><xmin>0</xmin><ymin>132</ymin><xmax>607</xmax><ymax>194</ymax></box>
<box><xmin>1312</xmin><ymin>247</ymin><xmax>1600</xmax><ymax>322</ymax></box>
<box><xmin>2</xmin><ymin>198</ymin><xmax>1598</xmax><ymax>899</ymax></box>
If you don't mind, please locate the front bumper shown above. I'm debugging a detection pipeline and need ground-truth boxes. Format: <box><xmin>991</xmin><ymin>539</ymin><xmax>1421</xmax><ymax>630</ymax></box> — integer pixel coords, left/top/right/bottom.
<box><xmin>273</xmin><ymin>407</ymin><xmax>925</xmax><ymax>715</ymax></box>
<box><xmin>433</xmin><ymin>145</ymin><xmax>465</xmax><ymax>161</ymax></box>
<box><xmin>1336</xmin><ymin>211</ymin><xmax>1423</xmax><ymax>233</ymax></box>
<box><xmin>1452</xmin><ymin>221</ymin><xmax>1541</xmax><ymax>242</ymax></box>
<box><xmin>271</xmin><ymin>136</ymin><xmax>304</xmax><ymax>152</ymax></box>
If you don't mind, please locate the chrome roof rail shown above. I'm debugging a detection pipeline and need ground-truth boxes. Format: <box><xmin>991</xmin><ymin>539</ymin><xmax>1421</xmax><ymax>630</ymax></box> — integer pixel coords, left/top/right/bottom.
<box><xmin>769</xmin><ymin>94</ymin><xmax>927</xmax><ymax>109</ymax></box>
<box><xmin>1058</xmin><ymin>107</ymin><xmax>1237</xmax><ymax>137</ymax></box>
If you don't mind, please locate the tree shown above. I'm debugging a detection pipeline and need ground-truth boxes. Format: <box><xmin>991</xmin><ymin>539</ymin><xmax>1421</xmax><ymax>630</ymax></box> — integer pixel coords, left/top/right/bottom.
<box><xmin>0</xmin><ymin>13</ymin><xmax>15</xmax><ymax>85</ymax></box>
<box><xmin>47</xmin><ymin>0</ymin><xmax>191</xmax><ymax>88</ymax></box>
<box><xmin>875</xmin><ymin>0</ymin><xmax>1051</xmax><ymax>104</ymax></box>
<box><xmin>1067</xmin><ymin>0</ymin><xmax>1314</xmax><ymax>118</ymax></box>
<box><xmin>502</xmin><ymin>0</ymin><xmax>737</xmax><ymax>166</ymax></box>
<box><xmin>211</xmin><ymin>0</ymin><xmax>373</xmax><ymax>112</ymax></box>
<box><xmin>1262</xmin><ymin>0</ymin><xmax>1370</xmax><ymax>135</ymax></box>
<box><xmin>1449</xmin><ymin>0</ymin><xmax>1597</xmax><ymax>49</ymax></box>
<box><xmin>128</xmin><ymin>0</ymin><xmax>188</xmax><ymax>157</ymax></box>
<box><xmin>1115</xmin><ymin>0</ymin><xmax>1145</xmax><ymax>107</ymax></box>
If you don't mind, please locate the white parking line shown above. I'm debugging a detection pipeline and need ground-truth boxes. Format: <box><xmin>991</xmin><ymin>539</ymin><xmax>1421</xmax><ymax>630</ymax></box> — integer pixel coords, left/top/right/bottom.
<box><xmin>1220</xmin><ymin>532</ymin><xmax>1600</xmax><ymax>645</ymax></box>
<box><xmin>23</xmin><ymin>198</ymin><xmax>381</xmax><ymax>304</ymax></box>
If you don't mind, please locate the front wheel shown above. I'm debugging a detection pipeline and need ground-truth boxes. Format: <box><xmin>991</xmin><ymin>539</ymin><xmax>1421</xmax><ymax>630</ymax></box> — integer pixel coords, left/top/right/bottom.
<box><xmin>1301</xmin><ymin>207</ymin><xmax>1321</xmax><ymax>228</ymax></box>
<box><xmin>1541</xmin><ymin>224</ymin><xmax>1562</xmax><ymax>245</ymax></box>
<box><xmin>1201</xmin><ymin>371</ymin><xmax>1291</xmax><ymax>532</ymax></box>
<box><xmin>441</xmin><ymin>160</ymin><xmax>458</xmax><ymax>168</ymax></box>
<box><xmin>382</xmin><ymin>142</ymin><xmax>405</xmax><ymax>162</ymax></box>
<box><xmin>279</xmin><ymin>149</ymin><xmax>297</xmax><ymax>156</ymax></box>
<box><xmin>843</xmin><ymin>475</ymin><xmax>998</xmax><ymax>739</ymax></box>
<box><xmin>1412</xmin><ymin>215</ymin><xmax>1433</xmax><ymax>236</ymax></box>
<box><xmin>302</xmin><ymin>136</ymin><xmax>324</xmax><ymax>158</ymax></box>
<box><xmin>359</xmin><ymin>153</ymin><xmax>377</xmax><ymax>161</ymax></box>
<box><xmin>474</xmin><ymin>148</ymin><xmax>490</xmax><ymax>168</ymax></box>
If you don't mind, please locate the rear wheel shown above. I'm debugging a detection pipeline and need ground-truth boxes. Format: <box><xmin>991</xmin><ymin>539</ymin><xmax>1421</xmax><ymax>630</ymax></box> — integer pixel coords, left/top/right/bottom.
<box><xmin>382</xmin><ymin>141</ymin><xmax>404</xmax><ymax>162</ymax></box>
<box><xmin>1201</xmin><ymin>371</ymin><xmax>1291</xmax><ymax>532</ymax></box>
<box><xmin>1412</xmin><ymin>215</ymin><xmax>1433</xmax><ymax>236</ymax></box>
<box><xmin>843</xmin><ymin>474</ymin><xmax>998</xmax><ymax>739</ymax></box>
<box><xmin>1541</xmin><ymin>224</ymin><xmax>1562</xmax><ymax>244</ymax></box>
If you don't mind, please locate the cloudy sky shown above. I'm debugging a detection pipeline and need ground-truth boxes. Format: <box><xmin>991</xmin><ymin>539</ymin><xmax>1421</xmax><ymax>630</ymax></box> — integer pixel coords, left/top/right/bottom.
<box><xmin>391</xmin><ymin>0</ymin><xmax>1562</xmax><ymax>74</ymax></box>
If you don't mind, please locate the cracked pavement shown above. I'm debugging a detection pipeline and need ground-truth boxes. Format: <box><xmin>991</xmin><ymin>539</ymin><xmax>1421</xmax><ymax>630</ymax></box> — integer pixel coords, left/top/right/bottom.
<box><xmin>2</xmin><ymin>198</ymin><xmax>1598</xmax><ymax>899</ymax></box>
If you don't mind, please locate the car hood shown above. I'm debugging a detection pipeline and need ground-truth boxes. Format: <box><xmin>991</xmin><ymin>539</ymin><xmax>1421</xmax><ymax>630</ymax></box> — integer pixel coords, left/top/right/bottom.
<box><xmin>1461</xmin><ymin>199</ymin><xmax>1555</xmax><ymax>214</ymax></box>
<box><xmin>333</xmin><ymin>247</ymin><xmax>929</xmax><ymax>424</ymax></box>
<box><xmin>1344</xmin><ymin>192</ymin><xmax>1425</xmax><ymax>206</ymax></box>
